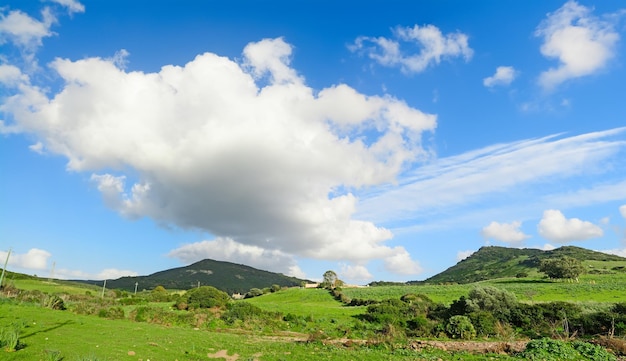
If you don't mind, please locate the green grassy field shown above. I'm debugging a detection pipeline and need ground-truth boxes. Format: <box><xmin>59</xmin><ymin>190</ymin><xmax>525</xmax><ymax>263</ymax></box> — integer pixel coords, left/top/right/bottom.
<box><xmin>7</xmin><ymin>278</ymin><xmax>101</xmax><ymax>295</ymax></box>
<box><xmin>0</xmin><ymin>300</ymin><xmax>521</xmax><ymax>361</ymax></box>
<box><xmin>2</xmin><ymin>268</ymin><xmax>626</xmax><ymax>360</ymax></box>
<box><xmin>341</xmin><ymin>273</ymin><xmax>626</xmax><ymax>306</ymax></box>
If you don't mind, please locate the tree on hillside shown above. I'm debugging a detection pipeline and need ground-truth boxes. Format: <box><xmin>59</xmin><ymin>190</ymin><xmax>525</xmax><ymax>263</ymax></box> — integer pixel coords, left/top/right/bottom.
<box><xmin>539</xmin><ymin>256</ymin><xmax>585</xmax><ymax>281</ymax></box>
<box><xmin>321</xmin><ymin>270</ymin><xmax>339</xmax><ymax>289</ymax></box>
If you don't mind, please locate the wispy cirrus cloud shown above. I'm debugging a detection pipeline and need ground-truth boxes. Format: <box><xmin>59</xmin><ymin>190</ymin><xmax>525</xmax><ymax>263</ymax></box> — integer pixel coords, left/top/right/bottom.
<box><xmin>357</xmin><ymin>127</ymin><xmax>626</xmax><ymax>230</ymax></box>
<box><xmin>350</xmin><ymin>24</ymin><xmax>473</xmax><ymax>74</ymax></box>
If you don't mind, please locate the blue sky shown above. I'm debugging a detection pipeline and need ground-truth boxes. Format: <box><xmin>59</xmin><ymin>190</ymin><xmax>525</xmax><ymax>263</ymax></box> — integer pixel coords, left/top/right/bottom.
<box><xmin>1</xmin><ymin>0</ymin><xmax>625</xmax><ymax>284</ymax></box>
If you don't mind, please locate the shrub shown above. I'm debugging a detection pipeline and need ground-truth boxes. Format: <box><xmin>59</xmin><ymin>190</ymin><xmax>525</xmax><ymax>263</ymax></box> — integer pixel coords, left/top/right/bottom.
<box><xmin>519</xmin><ymin>338</ymin><xmax>616</xmax><ymax>361</ymax></box>
<box><xmin>468</xmin><ymin>311</ymin><xmax>498</xmax><ymax>337</ymax></box>
<box><xmin>245</xmin><ymin>288</ymin><xmax>264</xmax><ymax>299</ymax></box>
<box><xmin>466</xmin><ymin>286</ymin><xmax>517</xmax><ymax>322</ymax></box>
<box><xmin>446</xmin><ymin>315</ymin><xmax>476</xmax><ymax>340</ymax></box>
<box><xmin>221</xmin><ymin>302</ymin><xmax>268</xmax><ymax>324</ymax></box>
<box><xmin>42</xmin><ymin>294</ymin><xmax>66</xmax><ymax>310</ymax></box>
<box><xmin>184</xmin><ymin>286</ymin><xmax>230</xmax><ymax>309</ymax></box>
<box><xmin>364</xmin><ymin>299</ymin><xmax>418</xmax><ymax>327</ymax></box>
<box><xmin>98</xmin><ymin>306</ymin><xmax>125</xmax><ymax>320</ymax></box>
<box><xmin>0</xmin><ymin>323</ymin><xmax>23</xmax><ymax>352</ymax></box>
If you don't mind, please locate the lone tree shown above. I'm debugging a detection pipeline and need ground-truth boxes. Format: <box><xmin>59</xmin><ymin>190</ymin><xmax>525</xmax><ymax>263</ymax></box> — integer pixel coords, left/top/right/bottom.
<box><xmin>539</xmin><ymin>256</ymin><xmax>585</xmax><ymax>281</ymax></box>
<box><xmin>322</xmin><ymin>270</ymin><xmax>339</xmax><ymax>289</ymax></box>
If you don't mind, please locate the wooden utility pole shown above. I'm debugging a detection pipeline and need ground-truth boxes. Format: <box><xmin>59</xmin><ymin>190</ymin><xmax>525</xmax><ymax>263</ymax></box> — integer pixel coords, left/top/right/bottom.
<box><xmin>0</xmin><ymin>248</ymin><xmax>11</xmax><ymax>289</ymax></box>
<box><xmin>101</xmin><ymin>279</ymin><xmax>107</xmax><ymax>298</ymax></box>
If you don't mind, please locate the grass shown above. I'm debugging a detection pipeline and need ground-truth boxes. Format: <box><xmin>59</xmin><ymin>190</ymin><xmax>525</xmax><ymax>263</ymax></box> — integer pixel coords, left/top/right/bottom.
<box><xmin>8</xmin><ymin>278</ymin><xmax>100</xmax><ymax>295</ymax></box>
<box><xmin>341</xmin><ymin>273</ymin><xmax>626</xmax><ymax>305</ymax></box>
<box><xmin>244</xmin><ymin>287</ymin><xmax>368</xmax><ymax>338</ymax></box>
<box><xmin>0</xmin><ymin>301</ymin><xmax>522</xmax><ymax>360</ymax></box>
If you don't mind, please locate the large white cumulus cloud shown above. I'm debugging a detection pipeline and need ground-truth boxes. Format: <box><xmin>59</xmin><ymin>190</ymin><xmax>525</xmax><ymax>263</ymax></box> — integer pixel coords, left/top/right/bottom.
<box><xmin>1</xmin><ymin>38</ymin><xmax>435</xmax><ymax>278</ymax></box>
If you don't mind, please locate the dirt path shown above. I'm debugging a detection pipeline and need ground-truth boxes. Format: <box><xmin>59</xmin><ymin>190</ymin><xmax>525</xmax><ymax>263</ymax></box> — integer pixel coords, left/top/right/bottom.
<box><xmin>409</xmin><ymin>340</ymin><xmax>529</xmax><ymax>354</ymax></box>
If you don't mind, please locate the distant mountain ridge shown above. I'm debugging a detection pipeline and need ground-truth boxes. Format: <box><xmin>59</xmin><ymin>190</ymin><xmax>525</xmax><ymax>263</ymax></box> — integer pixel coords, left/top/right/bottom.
<box><xmin>76</xmin><ymin>258</ymin><xmax>310</xmax><ymax>294</ymax></box>
<box><xmin>411</xmin><ymin>245</ymin><xmax>626</xmax><ymax>285</ymax></box>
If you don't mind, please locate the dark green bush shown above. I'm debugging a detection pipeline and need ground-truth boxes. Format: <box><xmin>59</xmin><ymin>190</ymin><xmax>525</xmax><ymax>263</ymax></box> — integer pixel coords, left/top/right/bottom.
<box><xmin>221</xmin><ymin>302</ymin><xmax>267</xmax><ymax>324</ymax></box>
<box><xmin>245</xmin><ymin>288</ymin><xmax>264</xmax><ymax>299</ymax></box>
<box><xmin>468</xmin><ymin>311</ymin><xmax>498</xmax><ymax>337</ymax></box>
<box><xmin>98</xmin><ymin>306</ymin><xmax>125</xmax><ymax>319</ymax></box>
<box><xmin>466</xmin><ymin>286</ymin><xmax>518</xmax><ymax>322</ymax></box>
<box><xmin>446</xmin><ymin>315</ymin><xmax>476</xmax><ymax>340</ymax></box>
<box><xmin>519</xmin><ymin>338</ymin><xmax>616</xmax><ymax>361</ymax></box>
<box><xmin>184</xmin><ymin>286</ymin><xmax>230</xmax><ymax>309</ymax></box>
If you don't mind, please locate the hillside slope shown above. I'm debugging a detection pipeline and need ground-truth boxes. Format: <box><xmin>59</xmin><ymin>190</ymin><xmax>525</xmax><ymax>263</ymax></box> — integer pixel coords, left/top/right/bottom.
<box><xmin>76</xmin><ymin>259</ymin><xmax>310</xmax><ymax>294</ymax></box>
<box><xmin>413</xmin><ymin>246</ymin><xmax>626</xmax><ymax>284</ymax></box>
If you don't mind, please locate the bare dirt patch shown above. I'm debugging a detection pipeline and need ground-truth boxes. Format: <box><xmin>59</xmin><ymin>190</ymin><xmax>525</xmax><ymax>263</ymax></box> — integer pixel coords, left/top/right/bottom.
<box><xmin>207</xmin><ymin>349</ymin><xmax>239</xmax><ymax>361</ymax></box>
<box><xmin>409</xmin><ymin>340</ymin><xmax>529</xmax><ymax>354</ymax></box>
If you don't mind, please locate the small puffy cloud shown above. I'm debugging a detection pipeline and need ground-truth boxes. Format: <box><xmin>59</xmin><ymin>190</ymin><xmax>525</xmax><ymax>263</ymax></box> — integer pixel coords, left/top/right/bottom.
<box><xmin>620</xmin><ymin>205</ymin><xmax>626</xmax><ymax>219</ymax></box>
<box><xmin>351</xmin><ymin>24</ymin><xmax>473</xmax><ymax>74</ymax></box>
<box><xmin>340</xmin><ymin>264</ymin><xmax>373</xmax><ymax>282</ymax></box>
<box><xmin>535</xmin><ymin>1</ymin><xmax>622</xmax><ymax>90</ymax></box>
<box><xmin>541</xmin><ymin>243</ymin><xmax>556</xmax><ymax>251</ymax></box>
<box><xmin>483</xmin><ymin>66</ymin><xmax>517</xmax><ymax>87</ymax></box>
<box><xmin>481</xmin><ymin>221</ymin><xmax>530</xmax><ymax>245</ymax></box>
<box><xmin>29</xmin><ymin>141</ymin><xmax>44</xmax><ymax>154</ymax></box>
<box><xmin>538</xmin><ymin>209</ymin><xmax>603</xmax><ymax>243</ymax></box>
<box><xmin>456</xmin><ymin>250</ymin><xmax>474</xmax><ymax>261</ymax></box>
<box><xmin>1</xmin><ymin>248</ymin><xmax>51</xmax><ymax>270</ymax></box>
<box><xmin>49</xmin><ymin>0</ymin><xmax>85</xmax><ymax>14</ymax></box>
<box><xmin>4</xmin><ymin>37</ymin><xmax>435</xmax><ymax>278</ymax></box>
<box><xmin>0</xmin><ymin>8</ymin><xmax>56</xmax><ymax>49</ymax></box>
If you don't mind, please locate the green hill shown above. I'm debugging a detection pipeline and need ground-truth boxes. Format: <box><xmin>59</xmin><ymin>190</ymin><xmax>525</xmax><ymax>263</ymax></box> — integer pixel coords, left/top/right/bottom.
<box><xmin>75</xmin><ymin>258</ymin><xmax>310</xmax><ymax>294</ymax></box>
<box><xmin>412</xmin><ymin>245</ymin><xmax>626</xmax><ymax>285</ymax></box>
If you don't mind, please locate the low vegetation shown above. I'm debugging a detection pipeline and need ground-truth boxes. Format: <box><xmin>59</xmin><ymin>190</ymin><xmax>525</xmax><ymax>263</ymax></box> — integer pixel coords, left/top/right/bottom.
<box><xmin>1</xmin><ymin>245</ymin><xmax>626</xmax><ymax>360</ymax></box>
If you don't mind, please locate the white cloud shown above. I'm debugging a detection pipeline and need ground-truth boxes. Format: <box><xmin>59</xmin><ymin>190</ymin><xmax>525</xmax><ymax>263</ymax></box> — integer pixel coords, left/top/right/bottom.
<box><xmin>483</xmin><ymin>66</ymin><xmax>517</xmax><ymax>87</ymax></box>
<box><xmin>53</xmin><ymin>267</ymin><xmax>137</xmax><ymax>280</ymax></box>
<box><xmin>1</xmin><ymin>248</ymin><xmax>51</xmax><ymax>270</ymax></box>
<box><xmin>351</xmin><ymin>24</ymin><xmax>473</xmax><ymax>74</ymax></box>
<box><xmin>481</xmin><ymin>221</ymin><xmax>530</xmax><ymax>245</ymax></box>
<box><xmin>620</xmin><ymin>205</ymin><xmax>626</xmax><ymax>219</ymax></box>
<box><xmin>383</xmin><ymin>249</ymin><xmax>422</xmax><ymax>275</ymax></box>
<box><xmin>168</xmin><ymin>237</ymin><xmax>305</xmax><ymax>278</ymax></box>
<box><xmin>456</xmin><ymin>250</ymin><xmax>474</xmax><ymax>261</ymax></box>
<box><xmin>340</xmin><ymin>264</ymin><xmax>373</xmax><ymax>282</ymax></box>
<box><xmin>1</xmin><ymin>37</ymin><xmax>438</xmax><ymax>278</ymax></box>
<box><xmin>49</xmin><ymin>0</ymin><xmax>85</xmax><ymax>14</ymax></box>
<box><xmin>538</xmin><ymin>209</ymin><xmax>603</xmax><ymax>243</ymax></box>
<box><xmin>96</xmin><ymin>268</ymin><xmax>138</xmax><ymax>280</ymax></box>
<box><xmin>535</xmin><ymin>1</ymin><xmax>622</xmax><ymax>90</ymax></box>
<box><xmin>0</xmin><ymin>8</ymin><xmax>56</xmax><ymax>60</ymax></box>
<box><xmin>599</xmin><ymin>248</ymin><xmax>626</xmax><ymax>258</ymax></box>
<box><xmin>29</xmin><ymin>141</ymin><xmax>44</xmax><ymax>154</ymax></box>
<box><xmin>541</xmin><ymin>243</ymin><xmax>556</xmax><ymax>251</ymax></box>
<box><xmin>0</xmin><ymin>64</ymin><xmax>29</xmax><ymax>86</ymax></box>
<box><xmin>357</xmin><ymin>127</ymin><xmax>626</xmax><ymax>227</ymax></box>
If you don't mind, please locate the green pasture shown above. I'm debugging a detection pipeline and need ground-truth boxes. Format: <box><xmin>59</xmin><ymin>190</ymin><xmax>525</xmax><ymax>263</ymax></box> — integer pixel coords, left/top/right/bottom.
<box><xmin>7</xmin><ymin>278</ymin><xmax>100</xmax><ymax>295</ymax></box>
<box><xmin>341</xmin><ymin>273</ymin><xmax>626</xmax><ymax>305</ymax></box>
<box><xmin>0</xmin><ymin>301</ymin><xmax>517</xmax><ymax>361</ymax></box>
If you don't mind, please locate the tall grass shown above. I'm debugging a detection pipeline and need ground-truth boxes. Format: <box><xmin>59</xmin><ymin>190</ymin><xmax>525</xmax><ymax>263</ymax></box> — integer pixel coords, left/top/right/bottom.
<box><xmin>0</xmin><ymin>322</ymin><xmax>22</xmax><ymax>352</ymax></box>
